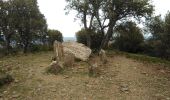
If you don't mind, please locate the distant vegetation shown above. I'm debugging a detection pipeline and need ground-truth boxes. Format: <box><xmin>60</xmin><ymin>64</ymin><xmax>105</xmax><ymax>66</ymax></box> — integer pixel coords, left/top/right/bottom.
<box><xmin>0</xmin><ymin>0</ymin><xmax>170</xmax><ymax>61</ymax></box>
<box><xmin>67</xmin><ymin>0</ymin><xmax>170</xmax><ymax>60</ymax></box>
<box><xmin>0</xmin><ymin>0</ymin><xmax>63</xmax><ymax>56</ymax></box>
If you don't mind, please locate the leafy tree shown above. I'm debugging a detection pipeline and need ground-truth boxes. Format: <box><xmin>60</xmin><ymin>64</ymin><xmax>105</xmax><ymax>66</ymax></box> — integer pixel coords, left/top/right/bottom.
<box><xmin>47</xmin><ymin>29</ymin><xmax>63</xmax><ymax>46</ymax></box>
<box><xmin>0</xmin><ymin>0</ymin><xmax>16</xmax><ymax>54</ymax></box>
<box><xmin>65</xmin><ymin>0</ymin><xmax>153</xmax><ymax>50</ymax></box>
<box><xmin>12</xmin><ymin>0</ymin><xmax>47</xmax><ymax>53</ymax></box>
<box><xmin>147</xmin><ymin>12</ymin><xmax>170</xmax><ymax>59</ymax></box>
<box><xmin>114</xmin><ymin>21</ymin><xmax>144</xmax><ymax>53</ymax></box>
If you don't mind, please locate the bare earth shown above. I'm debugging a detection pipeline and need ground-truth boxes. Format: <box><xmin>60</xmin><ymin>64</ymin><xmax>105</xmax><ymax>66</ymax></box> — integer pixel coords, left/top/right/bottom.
<box><xmin>0</xmin><ymin>51</ymin><xmax>170</xmax><ymax>100</ymax></box>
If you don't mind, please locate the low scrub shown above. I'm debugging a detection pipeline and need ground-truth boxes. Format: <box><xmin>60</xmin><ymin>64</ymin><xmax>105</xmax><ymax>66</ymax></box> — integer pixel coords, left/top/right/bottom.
<box><xmin>0</xmin><ymin>73</ymin><xmax>14</xmax><ymax>87</ymax></box>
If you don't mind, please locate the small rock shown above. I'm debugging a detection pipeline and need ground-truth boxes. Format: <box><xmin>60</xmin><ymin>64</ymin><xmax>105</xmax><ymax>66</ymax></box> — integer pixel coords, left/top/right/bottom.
<box><xmin>37</xmin><ymin>88</ymin><xmax>41</xmax><ymax>91</ymax></box>
<box><xmin>141</xmin><ymin>72</ymin><xmax>147</xmax><ymax>74</ymax></box>
<box><xmin>12</xmin><ymin>94</ymin><xmax>20</xmax><ymax>98</ymax></box>
<box><xmin>12</xmin><ymin>91</ymin><xmax>16</xmax><ymax>94</ymax></box>
<box><xmin>121</xmin><ymin>87</ymin><xmax>129</xmax><ymax>92</ymax></box>
<box><xmin>120</xmin><ymin>84</ymin><xmax>129</xmax><ymax>92</ymax></box>
<box><xmin>160</xmin><ymin>69</ymin><xmax>165</xmax><ymax>73</ymax></box>
<box><xmin>83</xmin><ymin>97</ymin><xmax>87</xmax><ymax>100</ymax></box>
<box><xmin>51</xmin><ymin>89</ymin><xmax>57</xmax><ymax>92</ymax></box>
<box><xmin>64</xmin><ymin>75</ymin><xmax>69</xmax><ymax>79</ymax></box>
<box><xmin>167</xmin><ymin>97</ymin><xmax>170</xmax><ymax>100</ymax></box>
<box><xmin>3</xmin><ymin>91</ymin><xmax>7</xmax><ymax>94</ymax></box>
<box><xmin>14</xmin><ymin>79</ymin><xmax>19</xmax><ymax>83</ymax></box>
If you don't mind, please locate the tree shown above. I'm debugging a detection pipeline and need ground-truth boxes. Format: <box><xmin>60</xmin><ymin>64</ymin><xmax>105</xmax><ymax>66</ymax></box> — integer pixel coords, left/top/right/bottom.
<box><xmin>0</xmin><ymin>0</ymin><xmax>16</xmax><ymax>54</ymax></box>
<box><xmin>12</xmin><ymin>0</ymin><xmax>47</xmax><ymax>53</ymax></box>
<box><xmin>114</xmin><ymin>21</ymin><xmax>144</xmax><ymax>53</ymax></box>
<box><xmin>147</xmin><ymin>12</ymin><xmax>170</xmax><ymax>59</ymax></box>
<box><xmin>47</xmin><ymin>29</ymin><xmax>63</xmax><ymax>46</ymax></box>
<box><xmin>65</xmin><ymin>0</ymin><xmax>95</xmax><ymax>47</ymax></box>
<box><xmin>65</xmin><ymin>0</ymin><xmax>153</xmax><ymax>50</ymax></box>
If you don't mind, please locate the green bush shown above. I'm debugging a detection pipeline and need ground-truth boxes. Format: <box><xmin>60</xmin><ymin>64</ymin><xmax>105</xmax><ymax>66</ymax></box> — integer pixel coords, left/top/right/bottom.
<box><xmin>76</xmin><ymin>29</ymin><xmax>103</xmax><ymax>50</ymax></box>
<box><xmin>113</xmin><ymin>21</ymin><xmax>144</xmax><ymax>53</ymax></box>
<box><xmin>147</xmin><ymin>13</ymin><xmax>170</xmax><ymax>60</ymax></box>
<box><xmin>30</xmin><ymin>44</ymin><xmax>51</xmax><ymax>52</ymax></box>
<box><xmin>47</xmin><ymin>29</ymin><xmax>63</xmax><ymax>45</ymax></box>
<box><xmin>0</xmin><ymin>71</ymin><xmax>14</xmax><ymax>87</ymax></box>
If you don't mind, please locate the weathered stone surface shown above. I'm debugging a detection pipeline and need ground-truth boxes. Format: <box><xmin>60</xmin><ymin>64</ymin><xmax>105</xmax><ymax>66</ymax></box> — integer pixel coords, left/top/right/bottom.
<box><xmin>64</xmin><ymin>52</ymin><xmax>75</xmax><ymax>67</ymax></box>
<box><xmin>53</xmin><ymin>41</ymin><xmax>64</xmax><ymax>62</ymax></box>
<box><xmin>48</xmin><ymin>61</ymin><xmax>63</xmax><ymax>74</ymax></box>
<box><xmin>99</xmin><ymin>49</ymin><xmax>107</xmax><ymax>64</ymax></box>
<box><xmin>62</xmin><ymin>42</ymin><xmax>92</xmax><ymax>61</ymax></box>
<box><xmin>88</xmin><ymin>63</ymin><xmax>101</xmax><ymax>77</ymax></box>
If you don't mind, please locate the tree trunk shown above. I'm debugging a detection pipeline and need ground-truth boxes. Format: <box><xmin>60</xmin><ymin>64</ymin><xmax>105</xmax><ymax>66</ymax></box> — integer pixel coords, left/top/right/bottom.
<box><xmin>86</xmin><ymin>33</ymin><xmax>91</xmax><ymax>48</ymax></box>
<box><xmin>5</xmin><ymin>33</ymin><xmax>12</xmax><ymax>54</ymax></box>
<box><xmin>23</xmin><ymin>41</ymin><xmax>29</xmax><ymax>53</ymax></box>
<box><xmin>99</xmin><ymin>20</ymin><xmax>116</xmax><ymax>51</ymax></box>
<box><xmin>6</xmin><ymin>37</ymin><xmax>11</xmax><ymax>54</ymax></box>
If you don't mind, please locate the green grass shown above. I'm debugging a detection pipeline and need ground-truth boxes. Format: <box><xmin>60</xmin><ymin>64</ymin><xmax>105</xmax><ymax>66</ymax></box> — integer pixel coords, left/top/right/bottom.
<box><xmin>107</xmin><ymin>50</ymin><xmax>170</xmax><ymax>67</ymax></box>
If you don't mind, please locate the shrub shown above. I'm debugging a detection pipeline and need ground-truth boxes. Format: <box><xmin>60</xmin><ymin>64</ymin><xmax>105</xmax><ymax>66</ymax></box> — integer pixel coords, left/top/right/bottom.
<box><xmin>0</xmin><ymin>72</ymin><xmax>14</xmax><ymax>87</ymax></box>
<box><xmin>113</xmin><ymin>21</ymin><xmax>144</xmax><ymax>53</ymax></box>
<box><xmin>30</xmin><ymin>44</ymin><xmax>51</xmax><ymax>52</ymax></box>
<box><xmin>76</xmin><ymin>29</ymin><xmax>103</xmax><ymax>50</ymax></box>
<box><xmin>47</xmin><ymin>29</ymin><xmax>63</xmax><ymax>45</ymax></box>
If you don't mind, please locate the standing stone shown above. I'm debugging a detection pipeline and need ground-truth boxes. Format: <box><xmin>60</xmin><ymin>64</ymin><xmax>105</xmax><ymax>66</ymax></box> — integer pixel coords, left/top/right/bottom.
<box><xmin>53</xmin><ymin>41</ymin><xmax>64</xmax><ymax>62</ymax></box>
<box><xmin>99</xmin><ymin>49</ymin><xmax>107</xmax><ymax>64</ymax></box>
<box><xmin>53</xmin><ymin>41</ymin><xmax>75</xmax><ymax>69</ymax></box>
<box><xmin>88</xmin><ymin>63</ymin><xmax>101</xmax><ymax>77</ymax></box>
<box><xmin>64</xmin><ymin>52</ymin><xmax>75</xmax><ymax>67</ymax></box>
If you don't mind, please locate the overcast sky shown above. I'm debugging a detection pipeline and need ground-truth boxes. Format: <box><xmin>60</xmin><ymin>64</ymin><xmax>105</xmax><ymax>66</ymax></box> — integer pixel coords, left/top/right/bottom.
<box><xmin>37</xmin><ymin>0</ymin><xmax>170</xmax><ymax>37</ymax></box>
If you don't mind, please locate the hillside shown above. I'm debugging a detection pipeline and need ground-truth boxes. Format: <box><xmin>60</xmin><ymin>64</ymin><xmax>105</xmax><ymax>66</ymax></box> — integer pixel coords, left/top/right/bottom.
<box><xmin>0</xmin><ymin>51</ymin><xmax>170</xmax><ymax>100</ymax></box>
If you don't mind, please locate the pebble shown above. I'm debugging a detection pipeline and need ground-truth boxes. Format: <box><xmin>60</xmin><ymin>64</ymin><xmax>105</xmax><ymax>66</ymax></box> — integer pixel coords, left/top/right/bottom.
<box><xmin>14</xmin><ymin>79</ymin><xmax>19</xmax><ymax>83</ymax></box>
<box><xmin>51</xmin><ymin>89</ymin><xmax>57</xmax><ymax>92</ymax></box>
<box><xmin>160</xmin><ymin>69</ymin><xmax>165</xmax><ymax>73</ymax></box>
<box><xmin>120</xmin><ymin>84</ymin><xmax>129</xmax><ymax>92</ymax></box>
<box><xmin>141</xmin><ymin>72</ymin><xmax>147</xmax><ymax>74</ymax></box>
<box><xmin>3</xmin><ymin>91</ymin><xmax>7</xmax><ymax>94</ymax></box>
<box><xmin>167</xmin><ymin>97</ymin><xmax>170</xmax><ymax>100</ymax></box>
<box><xmin>12</xmin><ymin>94</ymin><xmax>20</xmax><ymax>98</ymax></box>
<box><xmin>64</xmin><ymin>75</ymin><xmax>69</xmax><ymax>79</ymax></box>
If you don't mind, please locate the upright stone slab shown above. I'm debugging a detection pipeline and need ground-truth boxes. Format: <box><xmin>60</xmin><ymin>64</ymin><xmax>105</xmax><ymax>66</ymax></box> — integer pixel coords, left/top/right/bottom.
<box><xmin>99</xmin><ymin>49</ymin><xmax>107</xmax><ymax>64</ymax></box>
<box><xmin>53</xmin><ymin>41</ymin><xmax>64</xmax><ymax>62</ymax></box>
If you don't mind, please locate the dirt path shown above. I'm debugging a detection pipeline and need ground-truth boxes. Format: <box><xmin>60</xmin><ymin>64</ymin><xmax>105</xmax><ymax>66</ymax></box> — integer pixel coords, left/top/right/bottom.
<box><xmin>0</xmin><ymin>52</ymin><xmax>170</xmax><ymax>100</ymax></box>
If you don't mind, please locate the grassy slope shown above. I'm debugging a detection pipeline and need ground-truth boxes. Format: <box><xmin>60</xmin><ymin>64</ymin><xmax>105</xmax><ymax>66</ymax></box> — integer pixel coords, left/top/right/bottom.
<box><xmin>107</xmin><ymin>50</ymin><xmax>170</xmax><ymax>67</ymax></box>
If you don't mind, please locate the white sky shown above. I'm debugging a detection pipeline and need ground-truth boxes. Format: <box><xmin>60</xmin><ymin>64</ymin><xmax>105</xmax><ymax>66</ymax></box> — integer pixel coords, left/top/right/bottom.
<box><xmin>37</xmin><ymin>0</ymin><xmax>170</xmax><ymax>37</ymax></box>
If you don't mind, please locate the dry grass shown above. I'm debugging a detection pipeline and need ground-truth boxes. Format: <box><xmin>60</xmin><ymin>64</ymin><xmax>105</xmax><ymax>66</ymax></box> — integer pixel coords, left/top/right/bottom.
<box><xmin>0</xmin><ymin>51</ymin><xmax>170</xmax><ymax>100</ymax></box>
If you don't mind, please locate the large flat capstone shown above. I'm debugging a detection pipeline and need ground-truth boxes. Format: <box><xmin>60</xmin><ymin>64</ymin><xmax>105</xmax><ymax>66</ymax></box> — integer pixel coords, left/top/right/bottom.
<box><xmin>62</xmin><ymin>42</ymin><xmax>92</xmax><ymax>61</ymax></box>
